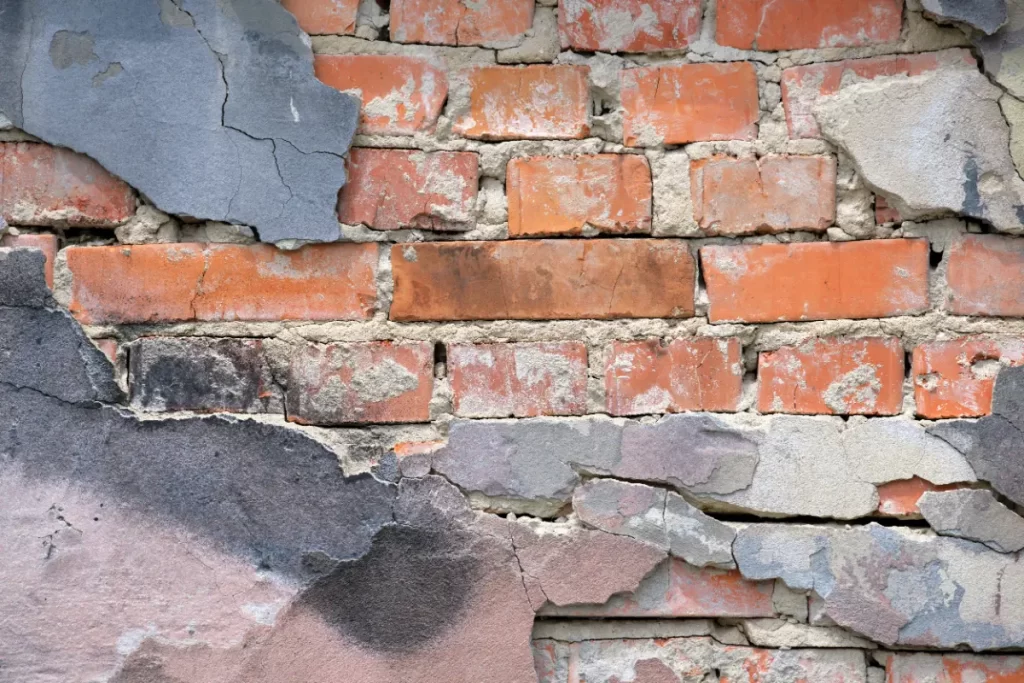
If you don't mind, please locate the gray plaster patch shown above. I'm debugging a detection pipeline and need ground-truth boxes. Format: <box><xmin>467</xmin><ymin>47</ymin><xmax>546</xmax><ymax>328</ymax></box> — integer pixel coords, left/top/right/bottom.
<box><xmin>0</xmin><ymin>0</ymin><xmax>360</xmax><ymax>243</ymax></box>
<box><xmin>922</xmin><ymin>0</ymin><xmax>1008</xmax><ymax>34</ymax></box>
<box><xmin>977</xmin><ymin>0</ymin><xmax>1024</xmax><ymax>99</ymax></box>
<box><xmin>919</xmin><ymin>488</ymin><xmax>1024</xmax><ymax>552</ymax></box>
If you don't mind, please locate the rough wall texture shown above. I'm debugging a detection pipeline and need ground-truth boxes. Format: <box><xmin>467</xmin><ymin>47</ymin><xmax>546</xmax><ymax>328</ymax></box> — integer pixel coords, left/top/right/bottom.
<box><xmin>3</xmin><ymin>0</ymin><xmax>1024</xmax><ymax>682</ymax></box>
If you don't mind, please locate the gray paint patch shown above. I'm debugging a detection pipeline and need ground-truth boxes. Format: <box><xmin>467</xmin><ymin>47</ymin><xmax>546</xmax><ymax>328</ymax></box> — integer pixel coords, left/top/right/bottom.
<box><xmin>0</xmin><ymin>0</ymin><xmax>360</xmax><ymax>243</ymax></box>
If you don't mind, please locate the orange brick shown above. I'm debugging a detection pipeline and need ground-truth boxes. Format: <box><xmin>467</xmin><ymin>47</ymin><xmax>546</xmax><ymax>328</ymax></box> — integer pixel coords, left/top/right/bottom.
<box><xmin>280</xmin><ymin>0</ymin><xmax>358</xmax><ymax>34</ymax></box>
<box><xmin>605</xmin><ymin>338</ymin><xmax>743</xmax><ymax>416</ymax></box>
<box><xmin>716</xmin><ymin>0</ymin><xmax>903</xmax><ymax>50</ymax></box>
<box><xmin>875</xmin><ymin>195</ymin><xmax>902</xmax><ymax>225</ymax></box>
<box><xmin>701</xmin><ymin>240</ymin><xmax>929</xmax><ymax>323</ymax></box>
<box><xmin>1</xmin><ymin>143</ymin><xmax>134</xmax><ymax>227</ymax></box>
<box><xmin>391</xmin><ymin>240</ymin><xmax>695</xmax><ymax>322</ymax></box>
<box><xmin>338</xmin><ymin>148</ymin><xmax>478</xmax><ymax>231</ymax></box>
<box><xmin>287</xmin><ymin>342</ymin><xmax>433</xmax><ymax>425</ymax></box>
<box><xmin>506</xmin><ymin>155</ymin><xmax>651</xmax><ymax>237</ymax></box>
<box><xmin>621</xmin><ymin>63</ymin><xmax>759</xmax><ymax>146</ymax></box>
<box><xmin>876</xmin><ymin>478</ymin><xmax>962</xmax><ymax>517</ymax></box>
<box><xmin>758</xmin><ymin>337</ymin><xmax>904</xmax><ymax>415</ymax></box>
<box><xmin>912</xmin><ymin>338</ymin><xmax>1024</xmax><ymax>418</ymax></box>
<box><xmin>66</xmin><ymin>243</ymin><xmax>377</xmax><ymax>324</ymax></box>
<box><xmin>691</xmin><ymin>155</ymin><xmax>836</xmax><ymax>235</ymax></box>
<box><xmin>314</xmin><ymin>55</ymin><xmax>448</xmax><ymax>135</ymax></box>
<box><xmin>781</xmin><ymin>50</ymin><xmax>975</xmax><ymax>139</ymax></box>
<box><xmin>559</xmin><ymin>0</ymin><xmax>702</xmax><ymax>53</ymax></box>
<box><xmin>391</xmin><ymin>0</ymin><xmax>534</xmax><ymax>47</ymax></box>
<box><xmin>887</xmin><ymin>653</ymin><xmax>1024</xmax><ymax>683</ymax></box>
<box><xmin>453</xmin><ymin>66</ymin><xmax>590</xmax><ymax>141</ymax></box>
<box><xmin>947</xmin><ymin>235</ymin><xmax>1024</xmax><ymax>317</ymax></box>
<box><xmin>1</xmin><ymin>233</ymin><xmax>57</xmax><ymax>287</ymax></box>
<box><xmin>449</xmin><ymin>342</ymin><xmax>588</xmax><ymax>417</ymax></box>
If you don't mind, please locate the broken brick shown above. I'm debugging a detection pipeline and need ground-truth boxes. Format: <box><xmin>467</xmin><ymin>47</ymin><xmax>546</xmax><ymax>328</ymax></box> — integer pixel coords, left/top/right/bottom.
<box><xmin>717</xmin><ymin>0</ymin><xmax>904</xmax><ymax>50</ymax></box>
<box><xmin>947</xmin><ymin>234</ymin><xmax>1024</xmax><ymax>317</ymax></box>
<box><xmin>912</xmin><ymin>338</ymin><xmax>1024</xmax><ymax>418</ymax></box>
<box><xmin>1</xmin><ymin>233</ymin><xmax>57</xmax><ymax>287</ymax></box>
<box><xmin>280</xmin><ymin>0</ymin><xmax>358</xmax><ymax>34</ymax></box>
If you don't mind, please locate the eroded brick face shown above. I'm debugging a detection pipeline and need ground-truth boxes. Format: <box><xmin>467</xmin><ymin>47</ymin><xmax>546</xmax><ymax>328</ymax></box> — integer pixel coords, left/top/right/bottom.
<box><xmin>621</xmin><ymin>63</ymin><xmax>759</xmax><ymax>146</ymax></box>
<box><xmin>701</xmin><ymin>240</ymin><xmax>930</xmax><ymax>323</ymax></box>
<box><xmin>287</xmin><ymin>342</ymin><xmax>434</xmax><ymax>424</ymax></box>
<box><xmin>947</xmin><ymin>234</ymin><xmax>1024</xmax><ymax>317</ymax></box>
<box><xmin>280</xmin><ymin>0</ymin><xmax>358</xmax><ymax>34</ymax></box>
<box><xmin>558</xmin><ymin>0</ymin><xmax>702</xmax><ymax>53</ymax></box>
<box><xmin>390</xmin><ymin>0</ymin><xmax>534</xmax><ymax>47</ymax></box>
<box><xmin>912</xmin><ymin>339</ymin><xmax>1024</xmax><ymax>418</ymax></box>
<box><xmin>0</xmin><ymin>143</ymin><xmax>134</xmax><ymax>227</ymax></box>
<box><xmin>314</xmin><ymin>55</ymin><xmax>448</xmax><ymax>135</ymax></box>
<box><xmin>758</xmin><ymin>337</ymin><xmax>905</xmax><ymax>415</ymax></box>
<box><xmin>605</xmin><ymin>338</ymin><xmax>744</xmax><ymax>416</ymax></box>
<box><xmin>454</xmin><ymin>65</ymin><xmax>590</xmax><ymax>140</ymax></box>
<box><xmin>691</xmin><ymin>155</ymin><xmax>836</xmax><ymax>235</ymax></box>
<box><xmin>338</xmin><ymin>148</ymin><xmax>479</xmax><ymax>231</ymax></box>
<box><xmin>716</xmin><ymin>0</ymin><xmax>904</xmax><ymax>50</ymax></box>
<box><xmin>886</xmin><ymin>654</ymin><xmax>1024</xmax><ymax>683</ymax></box>
<box><xmin>390</xmin><ymin>240</ymin><xmax>695</xmax><ymax>321</ymax></box>
<box><xmin>506</xmin><ymin>154</ymin><xmax>652</xmax><ymax>237</ymax></box>
<box><xmin>449</xmin><ymin>342</ymin><xmax>588</xmax><ymax>417</ymax></box>
<box><xmin>66</xmin><ymin>243</ymin><xmax>378</xmax><ymax>324</ymax></box>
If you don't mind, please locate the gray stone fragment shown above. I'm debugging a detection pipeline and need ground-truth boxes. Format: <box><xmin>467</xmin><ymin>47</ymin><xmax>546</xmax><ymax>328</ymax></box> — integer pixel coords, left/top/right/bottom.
<box><xmin>977</xmin><ymin>0</ymin><xmax>1024</xmax><ymax>98</ymax></box>
<box><xmin>1004</xmin><ymin>95</ymin><xmax>1024</xmax><ymax>177</ymax></box>
<box><xmin>922</xmin><ymin>0</ymin><xmax>1008</xmax><ymax>34</ymax></box>
<box><xmin>815</xmin><ymin>69</ymin><xmax>1024</xmax><ymax>234</ymax></box>
<box><xmin>919</xmin><ymin>488</ymin><xmax>1024</xmax><ymax>552</ymax></box>
<box><xmin>0</xmin><ymin>0</ymin><xmax>360</xmax><ymax>243</ymax></box>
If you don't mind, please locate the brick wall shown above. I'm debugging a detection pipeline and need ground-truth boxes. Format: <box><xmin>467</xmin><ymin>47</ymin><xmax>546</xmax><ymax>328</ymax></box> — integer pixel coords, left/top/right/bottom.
<box><xmin>4</xmin><ymin>0</ymin><xmax>1024</xmax><ymax>681</ymax></box>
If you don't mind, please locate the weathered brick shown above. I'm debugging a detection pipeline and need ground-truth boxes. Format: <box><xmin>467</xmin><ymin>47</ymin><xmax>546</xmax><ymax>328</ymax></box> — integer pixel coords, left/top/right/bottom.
<box><xmin>129</xmin><ymin>338</ymin><xmax>281</xmax><ymax>414</ymax></box>
<box><xmin>453</xmin><ymin>66</ymin><xmax>590</xmax><ymax>141</ymax></box>
<box><xmin>93</xmin><ymin>338</ymin><xmax>119</xmax><ymax>365</ymax></box>
<box><xmin>605</xmin><ymin>338</ymin><xmax>743</xmax><ymax>416</ymax></box>
<box><xmin>1</xmin><ymin>143</ymin><xmax>134</xmax><ymax>227</ymax></box>
<box><xmin>506</xmin><ymin>154</ymin><xmax>651</xmax><ymax>237</ymax></box>
<box><xmin>338</xmin><ymin>148</ymin><xmax>478</xmax><ymax>231</ymax></box>
<box><xmin>621</xmin><ymin>63</ymin><xmax>759</xmax><ymax>146</ymax></box>
<box><xmin>875</xmin><ymin>195</ymin><xmax>902</xmax><ymax>224</ymax></box>
<box><xmin>947</xmin><ymin>234</ymin><xmax>1024</xmax><ymax>317</ymax></box>
<box><xmin>877</xmin><ymin>477</ymin><xmax>962</xmax><ymax>517</ymax></box>
<box><xmin>912</xmin><ymin>338</ymin><xmax>1024</xmax><ymax>418</ymax></box>
<box><xmin>287</xmin><ymin>342</ymin><xmax>434</xmax><ymax>425</ymax></box>
<box><xmin>781</xmin><ymin>50</ymin><xmax>975</xmax><ymax>139</ymax></box>
<box><xmin>559</xmin><ymin>0</ymin><xmax>702</xmax><ymax>53</ymax></box>
<box><xmin>66</xmin><ymin>243</ymin><xmax>377</xmax><ymax>324</ymax></box>
<box><xmin>691</xmin><ymin>155</ymin><xmax>836</xmax><ymax>235</ymax></box>
<box><xmin>758</xmin><ymin>337</ymin><xmax>905</xmax><ymax>415</ymax></box>
<box><xmin>717</xmin><ymin>0</ymin><xmax>903</xmax><ymax>50</ymax></box>
<box><xmin>887</xmin><ymin>653</ymin><xmax>1024</xmax><ymax>683</ymax></box>
<box><xmin>701</xmin><ymin>240</ymin><xmax>929</xmax><ymax>323</ymax></box>
<box><xmin>314</xmin><ymin>55</ymin><xmax>448</xmax><ymax>135</ymax></box>
<box><xmin>1</xmin><ymin>233</ymin><xmax>57</xmax><ymax>287</ymax></box>
<box><xmin>390</xmin><ymin>0</ymin><xmax>534</xmax><ymax>47</ymax></box>
<box><xmin>280</xmin><ymin>0</ymin><xmax>358</xmax><ymax>34</ymax></box>
<box><xmin>390</xmin><ymin>240</ymin><xmax>695</xmax><ymax>321</ymax></box>
<box><xmin>449</xmin><ymin>342</ymin><xmax>588</xmax><ymax>418</ymax></box>
<box><xmin>542</xmin><ymin>559</ymin><xmax>775</xmax><ymax>618</ymax></box>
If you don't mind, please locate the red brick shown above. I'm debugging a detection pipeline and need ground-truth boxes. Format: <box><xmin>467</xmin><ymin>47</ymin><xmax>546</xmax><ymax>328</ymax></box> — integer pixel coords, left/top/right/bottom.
<box><xmin>545</xmin><ymin>559</ymin><xmax>775</xmax><ymax>618</ymax></box>
<box><xmin>280</xmin><ymin>0</ymin><xmax>358</xmax><ymax>34</ymax></box>
<box><xmin>947</xmin><ymin>234</ymin><xmax>1024</xmax><ymax>317</ymax></box>
<box><xmin>506</xmin><ymin>155</ymin><xmax>651</xmax><ymax>237</ymax></box>
<box><xmin>758</xmin><ymin>337</ymin><xmax>904</xmax><ymax>415</ymax></box>
<box><xmin>691</xmin><ymin>155</ymin><xmax>836</xmax><ymax>235</ymax></box>
<box><xmin>875</xmin><ymin>195</ymin><xmax>902</xmax><ymax>225</ymax></box>
<box><xmin>717</xmin><ymin>0</ymin><xmax>904</xmax><ymax>50</ymax></box>
<box><xmin>314</xmin><ymin>55</ymin><xmax>448</xmax><ymax>135</ymax></box>
<box><xmin>782</xmin><ymin>50</ymin><xmax>975</xmax><ymax>139</ymax></box>
<box><xmin>606</xmin><ymin>338</ymin><xmax>743</xmax><ymax>416</ymax></box>
<box><xmin>391</xmin><ymin>240</ymin><xmax>695</xmax><ymax>322</ymax></box>
<box><xmin>559</xmin><ymin>0</ymin><xmax>702</xmax><ymax>53</ymax></box>
<box><xmin>876</xmin><ymin>477</ymin><xmax>962</xmax><ymax>517</ymax></box>
<box><xmin>912</xmin><ymin>338</ymin><xmax>1024</xmax><ymax>418</ymax></box>
<box><xmin>453</xmin><ymin>66</ymin><xmax>590</xmax><ymax>141</ymax></box>
<box><xmin>449</xmin><ymin>342</ymin><xmax>588</xmax><ymax>418</ymax></box>
<box><xmin>66</xmin><ymin>243</ymin><xmax>377</xmax><ymax>324</ymax></box>
<box><xmin>391</xmin><ymin>0</ymin><xmax>533</xmax><ymax>47</ymax></box>
<box><xmin>93</xmin><ymin>339</ymin><xmax>119</xmax><ymax>365</ymax></box>
<box><xmin>1</xmin><ymin>233</ymin><xmax>57</xmax><ymax>287</ymax></box>
<box><xmin>338</xmin><ymin>148</ymin><xmax>478</xmax><ymax>231</ymax></box>
<box><xmin>621</xmin><ymin>63</ymin><xmax>759</xmax><ymax>146</ymax></box>
<box><xmin>0</xmin><ymin>143</ymin><xmax>134</xmax><ymax>227</ymax></box>
<box><xmin>886</xmin><ymin>653</ymin><xmax>1024</xmax><ymax>683</ymax></box>
<box><xmin>287</xmin><ymin>342</ymin><xmax>433</xmax><ymax>425</ymax></box>
<box><xmin>701</xmin><ymin>240</ymin><xmax>930</xmax><ymax>323</ymax></box>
